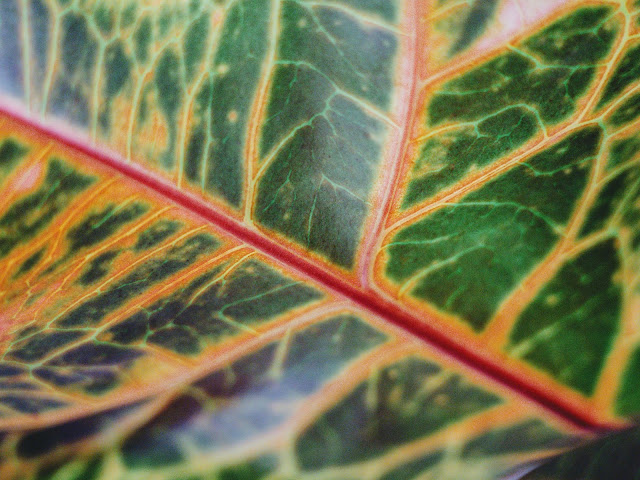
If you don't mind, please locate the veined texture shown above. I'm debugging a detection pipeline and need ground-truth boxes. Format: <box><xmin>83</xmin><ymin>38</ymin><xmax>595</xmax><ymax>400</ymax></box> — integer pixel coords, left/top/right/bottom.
<box><xmin>0</xmin><ymin>0</ymin><xmax>638</xmax><ymax>478</ymax></box>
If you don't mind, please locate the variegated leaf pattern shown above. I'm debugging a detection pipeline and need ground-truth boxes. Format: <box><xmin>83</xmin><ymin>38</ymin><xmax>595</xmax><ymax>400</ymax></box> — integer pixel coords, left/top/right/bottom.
<box><xmin>373</xmin><ymin>0</ymin><xmax>640</xmax><ymax>424</ymax></box>
<box><xmin>0</xmin><ymin>312</ymin><xmax>578</xmax><ymax>480</ymax></box>
<box><xmin>0</xmin><ymin>116</ymin><xmax>579</xmax><ymax>478</ymax></box>
<box><xmin>0</xmin><ymin>0</ymin><xmax>638</xmax><ymax>477</ymax></box>
<box><xmin>0</xmin><ymin>0</ymin><xmax>403</xmax><ymax>271</ymax></box>
<box><xmin>0</xmin><ymin>115</ymin><xmax>328</xmax><ymax>427</ymax></box>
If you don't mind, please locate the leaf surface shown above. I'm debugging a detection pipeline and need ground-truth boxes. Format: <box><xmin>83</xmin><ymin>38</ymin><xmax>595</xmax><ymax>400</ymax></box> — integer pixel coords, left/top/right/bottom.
<box><xmin>0</xmin><ymin>0</ymin><xmax>638</xmax><ymax>477</ymax></box>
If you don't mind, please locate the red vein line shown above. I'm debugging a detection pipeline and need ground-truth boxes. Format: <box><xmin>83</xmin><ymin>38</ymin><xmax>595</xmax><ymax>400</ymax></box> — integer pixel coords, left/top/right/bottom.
<box><xmin>0</xmin><ymin>102</ymin><xmax>616</xmax><ymax>433</ymax></box>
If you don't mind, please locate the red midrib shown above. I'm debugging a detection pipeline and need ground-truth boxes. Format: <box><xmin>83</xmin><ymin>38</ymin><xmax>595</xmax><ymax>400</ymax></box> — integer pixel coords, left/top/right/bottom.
<box><xmin>0</xmin><ymin>103</ymin><xmax>615</xmax><ymax>434</ymax></box>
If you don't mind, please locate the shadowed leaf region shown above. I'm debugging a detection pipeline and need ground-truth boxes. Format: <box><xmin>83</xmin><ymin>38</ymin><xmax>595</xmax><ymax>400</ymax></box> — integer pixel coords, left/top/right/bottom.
<box><xmin>522</xmin><ymin>428</ymin><xmax>640</xmax><ymax>480</ymax></box>
<box><xmin>0</xmin><ymin>319</ymin><xmax>573</xmax><ymax>480</ymax></box>
<box><xmin>255</xmin><ymin>0</ymin><xmax>399</xmax><ymax>268</ymax></box>
<box><xmin>296</xmin><ymin>355</ymin><xmax>502</xmax><ymax>468</ymax></box>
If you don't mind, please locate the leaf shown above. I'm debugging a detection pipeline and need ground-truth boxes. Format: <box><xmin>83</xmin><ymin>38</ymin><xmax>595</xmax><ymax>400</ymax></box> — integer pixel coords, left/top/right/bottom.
<box><xmin>0</xmin><ymin>0</ymin><xmax>637</xmax><ymax>478</ymax></box>
<box><xmin>0</xmin><ymin>121</ymin><xmax>576</xmax><ymax>479</ymax></box>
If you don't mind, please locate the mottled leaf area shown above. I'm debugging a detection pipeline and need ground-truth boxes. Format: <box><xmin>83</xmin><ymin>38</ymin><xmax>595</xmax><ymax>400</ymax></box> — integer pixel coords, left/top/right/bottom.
<box><xmin>0</xmin><ymin>0</ymin><xmax>636</xmax><ymax>477</ymax></box>
<box><xmin>0</xmin><ymin>122</ymin><xmax>574</xmax><ymax>479</ymax></box>
<box><xmin>378</xmin><ymin>0</ymin><xmax>640</xmax><ymax>417</ymax></box>
<box><xmin>0</xmin><ymin>0</ymin><xmax>400</xmax><ymax>268</ymax></box>
<box><xmin>0</xmin><ymin>119</ymin><xmax>327</xmax><ymax>426</ymax></box>
<box><xmin>2</xmin><ymin>0</ymin><xmax>635</xmax><ymax>423</ymax></box>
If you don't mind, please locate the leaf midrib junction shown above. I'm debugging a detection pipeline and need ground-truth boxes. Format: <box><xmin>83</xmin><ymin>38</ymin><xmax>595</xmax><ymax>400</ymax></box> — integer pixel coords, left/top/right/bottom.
<box><xmin>0</xmin><ymin>102</ymin><xmax>616</xmax><ymax>434</ymax></box>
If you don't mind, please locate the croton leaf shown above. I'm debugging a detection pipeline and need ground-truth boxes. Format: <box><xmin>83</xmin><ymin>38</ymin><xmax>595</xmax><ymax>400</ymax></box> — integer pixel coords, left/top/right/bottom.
<box><xmin>0</xmin><ymin>0</ymin><xmax>637</xmax><ymax>478</ymax></box>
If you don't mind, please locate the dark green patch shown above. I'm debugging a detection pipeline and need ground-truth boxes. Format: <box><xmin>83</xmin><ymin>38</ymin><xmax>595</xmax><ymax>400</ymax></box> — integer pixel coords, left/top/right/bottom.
<box><xmin>183</xmin><ymin>13</ymin><xmax>209</xmax><ymax>81</ymax></box>
<box><xmin>523</xmin><ymin>6</ymin><xmax>615</xmax><ymax>65</ymax></box>
<box><xmin>41</xmin><ymin>456</ymin><xmax>106</xmax><ymax>480</ymax></box>
<box><xmin>34</xmin><ymin>366</ymin><xmax>118</xmax><ymax>395</ymax></box>
<box><xmin>296</xmin><ymin>356</ymin><xmax>502</xmax><ymax>469</ymax></box>
<box><xmin>598</xmin><ymin>43</ymin><xmax>640</xmax><ymax>108</ymax></box>
<box><xmin>56</xmin><ymin>233</ymin><xmax>219</xmax><ymax>328</ymax></box>
<box><xmin>0</xmin><ymin>138</ymin><xmax>28</xmax><ymax>175</ymax></box>
<box><xmin>380</xmin><ymin>452</ymin><xmax>443</xmax><ymax>480</ymax></box>
<box><xmin>155</xmin><ymin>48</ymin><xmax>183</xmax><ymax>167</ymax></box>
<box><xmin>257</xmin><ymin>77</ymin><xmax>385</xmax><ymax>268</ymax></box>
<box><xmin>194</xmin><ymin>0</ymin><xmax>270</xmax><ymax>206</ymax></box>
<box><xmin>60</xmin><ymin>13</ymin><xmax>95</xmax><ymax>75</ymax></box>
<box><xmin>48</xmin><ymin>12</ymin><xmax>99</xmax><ymax>125</ymax></box>
<box><xmin>105</xmin><ymin>312</ymin><xmax>147</xmax><ymax>344</ymax></box>
<box><xmin>93</xmin><ymin>4</ymin><xmax>114</xmax><ymax>34</ymax></box>
<box><xmin>0</xmin><ymin>159</ymin><xmax>94</xmax><ymax>258</ymax></box>
<box><xmin>8</xmin><ymin>330</ymin><xmax>84</xmax><ymax>362</ymax></box>
<box><xmin>133</xmin><ymin>219</ymin><xmax>181</xmax><ymax>250</ymax></box>
<box><xmin>180</xmin><ymin>259</ymin><xmax>322</xmax><ymax>331</ymax></box>
<box><xmin>279</xmin><ymin>3</ymin><xmax>397</xmax><ymax>108</ymax></box>
<box><xmin>134</xmin><ymin>17</ymin><xmax>152</xmax><ymax>63</ymax></box>
<box><xmin>388</xmin><ymin>128</ymin><xmax>599</xmax><ymax>330</ymax></box>
<box><xmin>403</xmin><ymin>106</ymin><xmax>538</xmax><ymax>205</ymax></box>
<box><xmin>108</xmin><ymin>259</ymin><xmax>322</xmax><ymax>354</ymax></box>
<box><xmin>104</xmin><ymin>41</ymin><xmax>131</xmax><ymax>100</ymax></box>
<box><xmin>48</xmin><ymin>342</ymin><xmax>142</xmax><ymax>367</ymax></box>
<box><xmin>462</xmin><ymin>420</ymin><xmax>572</xmax><ymax>457</ymax></box>
<box><xmin>121</xmin><ymin>3</ymin><xmax>137</xmax><ymax>28</ymax></box>
<box><xmin>254</xmin><ymin>1</ymin><xmax>397</xmax><ymax>267</ymax></box>
<box><xmin>67</xmin><ymin>202</ymin><xmax>147</xmax><ymax>252</ymax></box>
<box><xmin>261</xmin><ymin>3</ymin><xmax>396</xmax><ymax>157</ymax></box>
<box><xmin>137</xmin><ymin>85</ymin><xmax>150</xmax><ymax>125</ymax></box>
<box><xmin>77</xmin><ymin>250</ymin><xmax>120</xmax><ymax>285</ymax></box>
<box><xmin>509</xmin><ymin>240</ymin><xmax>621</xmax><ymax>395</ymax></box>
<box><xmin>13</xmin><ymin>247</ymin><xmax>45</xmax><ymax>278</ymax></box>
<box><xmin>157</xmin><ymin>6</ymin><xmax>174</xmax><ymax>39</ymax></box>
<box><xmin>184</xmin><ymin>123</ymin><xmax>207</xmax><ymax>185</ymax></box>
<box><xmin>213</xmin><ymin>457</ymin><xmax>277</xmax><ymax>480</ymax></box>
<box><xmin>147</xmin><ymin>326</ymin><xmax>201</xmax><ymax>355</ymax></box>
<box><xmin>609</xmin><ymin>135</ymin><xmax>640</xmax><ymax>169</ymax></box>
<box><xmin>579</xmin><ymin>167</ymin><xmax>639</xmax><ymax>237</ymax></box>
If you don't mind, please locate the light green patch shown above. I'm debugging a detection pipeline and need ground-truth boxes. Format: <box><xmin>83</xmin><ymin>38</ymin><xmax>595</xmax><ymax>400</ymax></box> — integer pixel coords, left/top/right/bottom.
<box><xmin>388</xmin><ymin>128</ymin><xmax>599</xmax><ymax>330</ymax></box>
<box><xmin>509</xmin><ymin>240</ymin><xmax>621</xmax><ymax>396</ymax></box>
<box><xmin>296</xmin><ymin>355</ymin><xmax>502</xmax><ymax>468</ymax></box>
